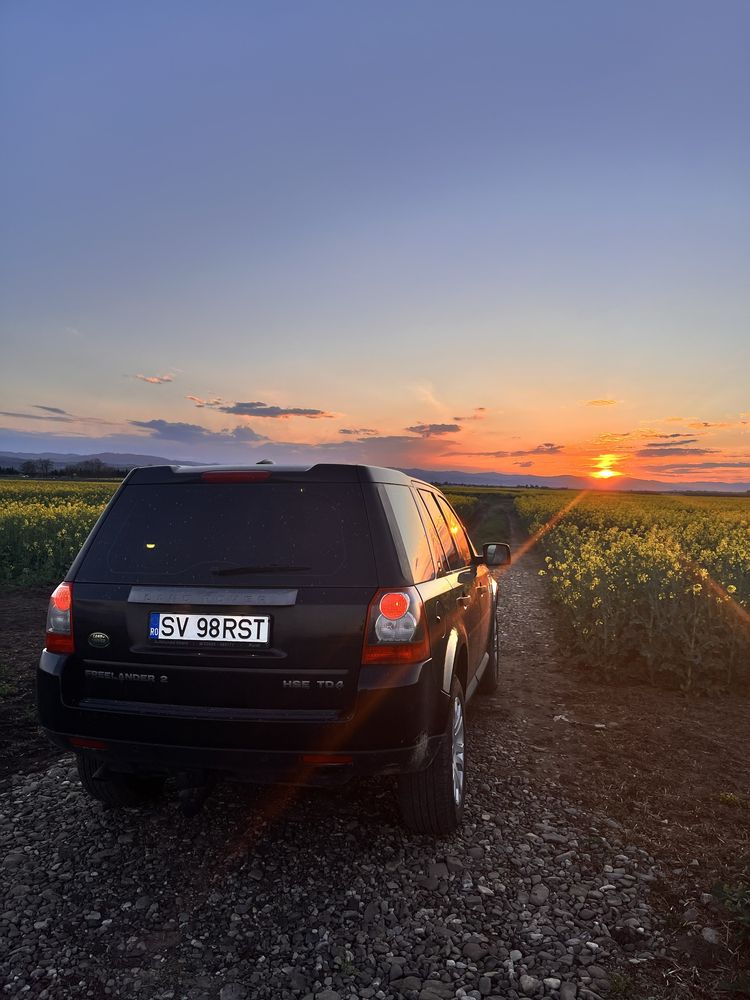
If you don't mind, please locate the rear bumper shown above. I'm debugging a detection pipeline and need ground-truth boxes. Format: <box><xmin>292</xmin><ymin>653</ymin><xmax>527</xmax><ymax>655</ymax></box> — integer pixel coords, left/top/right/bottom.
<box><xmin>40</xmin><ymin>729</ymin><xmax>443</xmax><ymax>783</ymax></box>
<box><xmin>38</xmin><ymin>650</ymin><xmax>449</xmax><ymax>780</ymax></box>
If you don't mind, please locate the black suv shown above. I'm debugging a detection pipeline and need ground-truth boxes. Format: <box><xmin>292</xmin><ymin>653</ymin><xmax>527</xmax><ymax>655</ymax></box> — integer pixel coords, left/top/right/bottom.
<box><xmin>38</xmin><ymin>464</ymin><xmax>510</xmax><ymax>833</ymax></box>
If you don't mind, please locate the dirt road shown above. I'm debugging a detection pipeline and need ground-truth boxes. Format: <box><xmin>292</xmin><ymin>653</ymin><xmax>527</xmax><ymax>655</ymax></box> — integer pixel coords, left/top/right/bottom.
<box><xmin>1</xmin><ymin>509</ymin><xmax>747</xmax><ymax>998</ymax></box>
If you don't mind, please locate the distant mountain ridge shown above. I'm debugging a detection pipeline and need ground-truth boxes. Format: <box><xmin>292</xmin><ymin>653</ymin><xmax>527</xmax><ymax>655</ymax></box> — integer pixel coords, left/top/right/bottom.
<box><xmin>0</xmin><ymin>450</ymin><xmax>199</xmax><ymax>469</ymax></box>
<box><xmin>398</xmin><ymin>467</ymin><xmax>750</xmax><ymax>494</ymax></box>
<box><xmin>0</xmin><ymin>451</ymin><xmax>748</xmax><ymax>492</ymax></box>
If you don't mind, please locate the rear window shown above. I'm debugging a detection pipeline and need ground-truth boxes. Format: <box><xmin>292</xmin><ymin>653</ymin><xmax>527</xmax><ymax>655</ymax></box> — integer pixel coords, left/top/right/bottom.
<box><xmin>76</xmin><ymin>482</ymin><xmax>377</xmax><ymax>586</ymax></box>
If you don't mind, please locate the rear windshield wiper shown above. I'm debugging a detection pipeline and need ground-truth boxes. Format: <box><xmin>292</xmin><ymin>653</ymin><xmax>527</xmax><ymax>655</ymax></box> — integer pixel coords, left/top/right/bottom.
<box><xmin>210</xmin><ymin>565</ymin><xmax>310</xmax><ymax>576</ymax></box>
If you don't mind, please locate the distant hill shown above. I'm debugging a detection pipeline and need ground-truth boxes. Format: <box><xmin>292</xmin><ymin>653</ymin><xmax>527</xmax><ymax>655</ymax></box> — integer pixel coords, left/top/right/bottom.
<box><xmin>0</xmin><ymin>451</ymin><xmax>748</xmax><ymax>493</ymax></box>
<box><xmin>399</xmin><ymin>467</ymin><xmax>750</xmax><ymax>494</ymax></box>
<box><xmin>0</xmin><ymin>450</ymin><xmax>199</xmax><ymax>470</ymax></box>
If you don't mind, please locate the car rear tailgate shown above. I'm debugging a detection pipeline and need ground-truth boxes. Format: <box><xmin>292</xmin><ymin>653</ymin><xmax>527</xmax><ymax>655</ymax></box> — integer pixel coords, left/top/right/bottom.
<box><xmin>65</xmin><ymin>583</ymin><xmax>374</xmax><ymax>716</ymax></box>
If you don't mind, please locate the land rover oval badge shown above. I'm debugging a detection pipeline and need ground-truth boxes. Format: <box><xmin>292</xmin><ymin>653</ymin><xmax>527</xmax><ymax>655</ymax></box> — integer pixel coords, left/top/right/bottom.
<box><xmin>88</xmin><ymin>632</ymin><xmax>110</xmax><ymax>649</ymax></box>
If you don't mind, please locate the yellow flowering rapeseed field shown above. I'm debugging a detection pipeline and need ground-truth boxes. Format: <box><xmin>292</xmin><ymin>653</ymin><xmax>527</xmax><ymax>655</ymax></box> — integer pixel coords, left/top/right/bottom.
<box><xmin>0</xmin><ymin>481</ymin><xmax>116</xmax><ymax>586</ymax></box>
<box><xmin>441</xmin><ymin>488</ymin><xmax>480</xmax><ymax>523</ymax></box>
<box><xmin>515</xmin><ymin>490</ymin><xmax>750</xmax><ymax>690</ymax></box>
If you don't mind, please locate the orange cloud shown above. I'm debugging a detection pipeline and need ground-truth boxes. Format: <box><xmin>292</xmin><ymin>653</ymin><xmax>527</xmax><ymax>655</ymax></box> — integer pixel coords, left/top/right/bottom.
<box><xmin>135</xmin><ymin>373</ymin><xmax>174</xmax><ymax>384</ymax></box>
<box><xmin>405</xmin><ymin>423</ymin><xmax>461</xmax><ymax>438</ymax></box>
<box><xmin>186</xmin><ymin>394</ymin><xmax>225</xmax><ymax>408</ymax></box>
<box><xmin>585</xmin><ymin>398</ymin><xmax>619</xmax><ymax>406</ymax></box>
<box><xmin>662</xmin><ymin>415</ymin><xmax>748</xmax><ymax>430</ymax></box>
<box><xmin>221</xmin><ymin>401</ymin><xmax>336</xmax><ymax>419</ymax></box>
<box><xmin>596</xmin><ymin>431</ymin><xmax>631</xmax><ymax>444</ymax></box>
<box><xmin>453</xmin><ymin>442</ymin><xmax>564</xmax><ymax>457</ymax></box>
<box><xmin>452</xmin><ymin>407</ymin><xmax>487</xmax><ymax>421</ymax></box>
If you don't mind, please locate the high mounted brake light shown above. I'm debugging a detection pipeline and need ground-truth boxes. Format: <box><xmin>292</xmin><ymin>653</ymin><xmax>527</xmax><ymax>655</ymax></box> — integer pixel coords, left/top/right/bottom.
<box><xmin>200</xmin><ymin>471</ymin><xmax>271</xmax><ymax>482</ymax></box>
<box><xmin>46</xmin><ymin>582</ymin><xmax>75</xmax><ymax>654</ymax></box>
<box><xmin>362</xmin><ymin>587</ymin><xmax>431</xmax><ymax>665</ymax></box>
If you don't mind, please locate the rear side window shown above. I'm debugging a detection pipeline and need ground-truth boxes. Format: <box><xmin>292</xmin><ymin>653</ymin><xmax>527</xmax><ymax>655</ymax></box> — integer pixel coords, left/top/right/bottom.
<box><xmin>415</xmin><ymin>493</ymin><xmax>451</xmax><ymax>576</ymax></box>
<box><xmin>419</xmin><ymin>490</ymin><xmax>465</xmax><ymax>571</ymax></box>
<box><xmin>379</xmin><ymin>484</ymin><xmax>435</xmax><ymax>583</ymax></box>
<box><xmin>76</xmin><ymin>483</ymin><xmax>377</xmax><ymax>586</ymax></box>
<box><xmin>435</xmin><ymin>495</ymin><xmax>474</xmax><ymax>566</ymax></box>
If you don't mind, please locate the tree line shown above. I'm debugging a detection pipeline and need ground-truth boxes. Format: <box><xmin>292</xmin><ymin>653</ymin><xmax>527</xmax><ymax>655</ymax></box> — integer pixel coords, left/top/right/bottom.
<box><xmin>8</xmin><ymin>459</ymin><xmax>129</xmax><ymax>479</ymax></box>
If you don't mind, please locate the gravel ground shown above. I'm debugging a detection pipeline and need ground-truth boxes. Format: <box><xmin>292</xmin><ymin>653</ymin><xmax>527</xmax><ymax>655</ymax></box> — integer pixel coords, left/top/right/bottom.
<box><xmin>1</xmin><ymin>524</ymin><xmax>666</xmax><ymax>1000</ymax></box>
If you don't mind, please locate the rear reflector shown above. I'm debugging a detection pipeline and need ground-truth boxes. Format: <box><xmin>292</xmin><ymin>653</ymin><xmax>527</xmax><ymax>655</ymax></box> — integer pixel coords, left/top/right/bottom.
<box><xmin>201</xmin><ymin>471</ymin><xmax>271</xmax><ymax>483</ymax></box>
<box><xmin>70</xmin><ymin>737</ymin><xmax>108</xmax><ymax>750</ymax></box>
<box><xmin>361</xmin><ymin>641</ymin><xmax>431</xmax><ymax>664</ymax></box>
<box><xmin>301</xmin><ymin>754</ymin><xmax>353</xmax><ymax>766</ymax></box>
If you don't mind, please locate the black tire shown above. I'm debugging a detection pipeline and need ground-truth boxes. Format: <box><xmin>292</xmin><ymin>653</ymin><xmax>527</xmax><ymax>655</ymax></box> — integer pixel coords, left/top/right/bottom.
<box><xmin>397</xmin><ymin>676</ymin><xmax>466</xmax><ymax>835</ymax></box>
<box><xmin>77</xmin><ymin>754</ymin><xmax>165</xmax><ymax>808</ymax></box>
<box><xmin>478</xmin><ymin>605</ymin><xmax>500</xmax><ymax>695</ymax></box>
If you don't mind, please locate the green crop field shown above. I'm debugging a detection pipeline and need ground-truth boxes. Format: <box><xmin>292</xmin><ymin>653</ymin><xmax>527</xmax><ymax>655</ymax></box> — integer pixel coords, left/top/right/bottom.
<box><xmin>515</xmin><ymin>489</ymin><xmax>750</xmax><ymax>691</ymax></box>
<box><xmin>3</xmin><ymin>479</ymin><xmax>749</xmax><ymax>692</ymax></box>
<box><xmin>0</xmin><ymin>480</ymin><xmax>116</xmax><ymax>586</ymax></box>
<box><xmin>0</xmin><ymin>478</ymin><xmax>512</xmax><ymax>587</ymax></box>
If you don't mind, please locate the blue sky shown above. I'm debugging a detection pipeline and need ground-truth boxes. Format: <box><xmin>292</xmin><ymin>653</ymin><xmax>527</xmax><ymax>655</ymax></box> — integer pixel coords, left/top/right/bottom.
<box><xmin>1</xmin><ymin>1</ymin><xmax>749</xmax><ymax>481</ymax></box>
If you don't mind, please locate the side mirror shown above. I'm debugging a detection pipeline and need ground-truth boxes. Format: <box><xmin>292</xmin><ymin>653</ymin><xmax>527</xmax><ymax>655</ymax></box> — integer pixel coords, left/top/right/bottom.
<box><xmin>483</xmin><ymin>542</ymin><xmax>511</xmax><ymax>567</ymax></box>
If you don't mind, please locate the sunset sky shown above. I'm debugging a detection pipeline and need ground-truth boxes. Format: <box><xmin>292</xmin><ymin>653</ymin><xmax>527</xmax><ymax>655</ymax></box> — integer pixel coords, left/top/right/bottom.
<box><xmin>1</xmin><ymin>2</ymin><xmax>748</xmax><ymax>484</ymax></box>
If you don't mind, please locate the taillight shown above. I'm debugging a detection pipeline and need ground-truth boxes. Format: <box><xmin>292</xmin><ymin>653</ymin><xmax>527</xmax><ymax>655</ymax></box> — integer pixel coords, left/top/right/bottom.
<box><xmin>362</xmin><ymin>587</ymin><xmax>431</xmax><ymax>664</ymax></box>
<box><xmin>46</xmin><ymin>582</ymin><xmax>74</xmax><ymax>654</ymax></box>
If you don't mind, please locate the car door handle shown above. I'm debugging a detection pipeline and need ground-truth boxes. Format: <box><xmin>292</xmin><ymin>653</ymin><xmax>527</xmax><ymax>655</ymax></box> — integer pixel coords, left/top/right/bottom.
<box><xmin>456</xmin><ymin>595</ymin><xmax>471</xmax><ymax>608</ymax></box>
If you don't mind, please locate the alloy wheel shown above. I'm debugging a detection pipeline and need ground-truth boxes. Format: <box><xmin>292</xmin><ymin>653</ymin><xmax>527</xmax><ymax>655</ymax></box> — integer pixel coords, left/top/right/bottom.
<box><xmin>451</xmin><ymin>695</ymin><xmax>465</xmax><ymax>807</ymax></box>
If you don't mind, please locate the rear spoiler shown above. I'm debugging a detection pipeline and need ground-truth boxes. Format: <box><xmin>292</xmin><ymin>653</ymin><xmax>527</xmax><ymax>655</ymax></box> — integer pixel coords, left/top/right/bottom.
<box><xmin>126</xmin><ymin>464</ymin><xmax>413</xmax><ymax>485</ymax></box>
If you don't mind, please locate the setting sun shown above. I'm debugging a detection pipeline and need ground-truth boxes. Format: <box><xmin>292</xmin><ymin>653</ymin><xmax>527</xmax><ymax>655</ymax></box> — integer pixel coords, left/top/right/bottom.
<box><xmin>591</xmin><ymin>453</ymin><xmax>623</xmax><ymax>480</ymax></box>
<box><xmin>591</xmin><ymin>468</ymin><xmax>620</xmax><ymax>479</ymax></box>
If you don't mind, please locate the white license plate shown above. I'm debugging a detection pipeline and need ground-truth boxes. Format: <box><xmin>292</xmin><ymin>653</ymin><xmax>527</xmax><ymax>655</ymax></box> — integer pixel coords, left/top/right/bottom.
<box><xmin>148</xmin><ymin>612</ymin><xmax>270</xmax><ymax>644</ymax></box>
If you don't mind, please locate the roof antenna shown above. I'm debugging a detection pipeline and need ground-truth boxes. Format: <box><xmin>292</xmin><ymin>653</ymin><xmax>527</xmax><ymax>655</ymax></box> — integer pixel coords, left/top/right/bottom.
<box><xmin>256</xmin><ymin>459</ymin><xmax>274</xmax><ymax>465</ymax></box>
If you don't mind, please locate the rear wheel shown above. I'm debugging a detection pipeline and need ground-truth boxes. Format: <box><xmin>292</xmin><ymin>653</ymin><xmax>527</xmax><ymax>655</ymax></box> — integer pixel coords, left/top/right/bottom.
<box><xmin>77</xmin><ymin>755</ymin><xmax>165</xmax><ymax>808</ymax></box>
<box><xmin>397</xmin><ymin>676</ymin><xmax>466</xmax><ymax>835</ymax></box>
<box><xmin>478</xmin><ymin>606</ymin><xmax>500</xmax><ymax>695</ymax></box>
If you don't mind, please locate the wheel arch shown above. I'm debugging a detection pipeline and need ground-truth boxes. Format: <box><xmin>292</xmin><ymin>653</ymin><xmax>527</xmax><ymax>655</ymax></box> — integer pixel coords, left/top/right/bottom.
<box><xmin>454</xmin><ymin>643</ymin><xmax>468</xmax><ymax>699</ymax></box>
<box><xmin>441</xmin><ymin>626</ymin><xmax>468</xmax><ymax>697</ymax></box>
